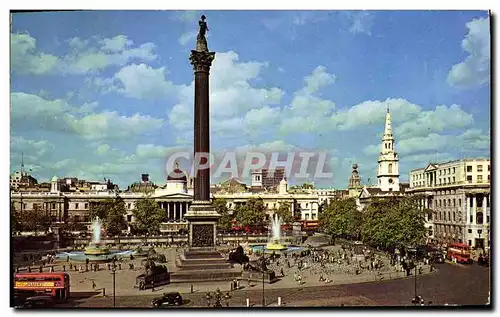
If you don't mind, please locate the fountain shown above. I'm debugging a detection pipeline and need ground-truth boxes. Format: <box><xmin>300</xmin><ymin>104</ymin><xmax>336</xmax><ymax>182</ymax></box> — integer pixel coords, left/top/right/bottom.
<box><xmin>56</xmin><ymin>216</ymin><xmax>137</xmax><ymax>262</ymax></box>
<box><xmin>84</xmin><ymin>217</ymin><xmax>110</xmax><ymax>255</ymax></box>
<box><xmin>265</xmin><ymin>215</ymin><xmax>287</xmax><ymax>251</ymax></box>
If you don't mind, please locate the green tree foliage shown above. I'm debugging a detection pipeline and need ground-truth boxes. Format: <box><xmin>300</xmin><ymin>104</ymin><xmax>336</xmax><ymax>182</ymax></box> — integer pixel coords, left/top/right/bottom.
<box><xmin>275</xmin><ymin>201</ymin><xmax>294</xmax><ymax>224</ymax></box>
<box><xmin>11</xmin><ymin>201</ymin><xmax>22</xmax><ymax>232</ymax></box>
<box><xmin>361</xmin><ymin>196</ymin><xmax>428</xmax><ymax>249</ymax></box>
<box><xmin>213</xmin><ymin>198</ymin><xmax>233</xmax><ymax>231</ymax></box>
<box><xmin>89</xmin><ymin>197</ymin><xmax>127</xmax><ymax>236</ymax></box>
<box><xmin>319</xmin><ymin>198</ymin><xmax>359</xmax><ymax>239</ymax></box>
<box><xmin>235</xmin><ymin>198</ymin><xmax>266</xmax><ymax>229</ymax></box>
<box><xmin>18</xmin><ymin>204</ymin><xmax>50</xmax><ymax>235</ymax></box>
<box><xmin>133</xmin><ymin>195</ymin><xmax>165</xmax><ymax>235</ymax></box>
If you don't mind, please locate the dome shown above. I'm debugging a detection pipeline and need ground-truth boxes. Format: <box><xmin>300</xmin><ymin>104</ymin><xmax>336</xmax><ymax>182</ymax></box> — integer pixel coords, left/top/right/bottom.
<box><xmin>51</xmin><ymin>175</ymin><xmax>58</xmax><ymax>182</ymax></box>
<box><xmin>167</xmin><ymin>169</ymin><xmax>187</xmax><ymax>182</ymax></box>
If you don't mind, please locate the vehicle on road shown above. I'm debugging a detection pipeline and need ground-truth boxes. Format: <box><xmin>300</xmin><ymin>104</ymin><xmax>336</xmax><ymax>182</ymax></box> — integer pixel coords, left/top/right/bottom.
<box><xmin>446</xmin><ymin>243</ymin><xmax>473</xmax><ymax>264</ymax></box>
<box><xmin>477</xmin><ymin>254</ymin><xmax>489</xmax><ymax>267</ymax></box>
<box><xmin>17</xmin><ymin>295</ymin><xmax>54</xmax><ymax>308</ymax></box>
<box><xmin>151</xmin><ymin>292</ymin><xmax>183</xmax><ymax>307</ymax></box>
<box><xmin>14</xmin><ymin>272</ymin><xmax>70</xmax><ymax>301</ymax></box>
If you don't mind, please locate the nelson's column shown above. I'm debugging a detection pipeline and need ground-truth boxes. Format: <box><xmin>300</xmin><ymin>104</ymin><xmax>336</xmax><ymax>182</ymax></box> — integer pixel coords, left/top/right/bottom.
<box><xmin>183</xmin><ymin>15</ymin><xmax>220</xmax><ymax>248</ymax></box>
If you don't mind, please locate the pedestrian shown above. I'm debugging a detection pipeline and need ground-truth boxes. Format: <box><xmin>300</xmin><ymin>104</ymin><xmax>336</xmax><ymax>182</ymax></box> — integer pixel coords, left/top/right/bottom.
<box><xmin>280</xmin><ymin>268</ymin><xmax>284</xmax><ymax>277</ymax></box>
<box><xmin>151</xmin><ymin>280</ymin><xmax>155</xmax><ymax>292</ymax></box>
<box><xmin>92</xmin><ymin>280</ymin><xmax>96</xmax><ymax>289</ymax></box>
<box><xmin>62</xmin><ymin>265</ymin><xmax>66</xmax><ymax>271</ymax></box>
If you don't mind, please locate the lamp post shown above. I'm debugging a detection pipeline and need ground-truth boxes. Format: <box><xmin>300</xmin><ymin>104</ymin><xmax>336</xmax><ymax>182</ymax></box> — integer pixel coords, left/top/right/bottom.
<box><xmin>261</xmin><ymin>255</ymin><xmax>265</xmax><ymax>307</ymax></box>
<box><xmin>111</xmin><ymin>259</ymin><xmax>117</xmax><ymax>308</ymax></box>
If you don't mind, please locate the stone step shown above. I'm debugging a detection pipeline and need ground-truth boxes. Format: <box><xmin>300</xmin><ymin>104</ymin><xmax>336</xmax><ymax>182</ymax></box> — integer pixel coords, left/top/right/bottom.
<box><xmin>178</xmin><ymin>253</ymin><xmax>226</xmax><ymax>263</ymax></box>
<box><xmin>175</xmin><ymin>258</ymin><xmax>232</xmax><ymax>270</ymax></box>
<box><xmin>169</xmin><ymin>269</ymin><xmax>242</xmax><ymax>283</ymax></box>
<box><xmin>184</xmin><ymin>251</ymin><xmax>224</xmax><ymax>260</ymax></box>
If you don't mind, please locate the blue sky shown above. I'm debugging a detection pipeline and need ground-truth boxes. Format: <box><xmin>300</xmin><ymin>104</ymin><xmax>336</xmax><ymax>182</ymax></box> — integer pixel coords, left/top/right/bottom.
<box><xmin>10</xmin><ymin>10</ymin><xmax>490</xmax><ymax>188</ymax></box>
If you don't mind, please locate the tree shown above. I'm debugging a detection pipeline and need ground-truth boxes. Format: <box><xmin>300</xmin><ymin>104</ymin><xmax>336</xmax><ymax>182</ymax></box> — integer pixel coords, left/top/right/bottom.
<box><xmin>105</xmin><ymin>197</ymin><xmax>127</xmax><ymax>236</ymax></box>
<box><xmin>275</xmin><ymin>201</ymin><xmax>294</xmax><ymax>224</ymax></box>
<box><xmin>89</xmin><ymin>198</ymin><xmax>127</xmax><ymax>236</ymax></box>
<box><xmin>213</xmin><ymin>198</ymin><xmax>233</xmax><ymax>231</ymax></box>
<box><xmin>19</xmin><ymin>204</ymin><xmax>50</xmax><ymax>236</ymax></box>
<box><xmin>360</xmin><ymin>196</ymin><xmax>428</xmax><ymax>250</ymax></box>
<box><xmin>319</xmin><ymin>198</ymin><xmax>359</xmax><ymax>242</ymax></box>
<box><xmin>133</xmin><ymin>195</ymin><xmax>165</xmax><ymax>236</ymax></box>
<box><xmin>235</xmin><ymin>198</ymin><xmax>266</xmax><ymax>230</ymax></box>
<box><xmin>11</xmin><ymin>201</ymin><xmax>22</xmax><ymax>232</ymax></box>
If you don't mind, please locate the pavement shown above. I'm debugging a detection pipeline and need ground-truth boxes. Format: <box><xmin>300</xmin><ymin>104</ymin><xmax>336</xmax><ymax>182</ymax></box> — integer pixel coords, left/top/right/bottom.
<box><xmin>59</xmin><ymin>262</ymin><xmax>490</xmax><ymax>307</ymax></box>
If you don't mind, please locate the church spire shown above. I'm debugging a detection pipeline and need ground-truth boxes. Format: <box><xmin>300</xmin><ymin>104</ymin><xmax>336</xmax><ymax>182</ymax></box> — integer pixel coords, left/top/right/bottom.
<box><xmin>377</xmin><ymin>104</ymin><xmax>400</xmax><ymax>192</ymax></box>
<box><xmin>383</xmin><ymin>104</ymin><xmax>393</xmax><ymax>139</ymax></box>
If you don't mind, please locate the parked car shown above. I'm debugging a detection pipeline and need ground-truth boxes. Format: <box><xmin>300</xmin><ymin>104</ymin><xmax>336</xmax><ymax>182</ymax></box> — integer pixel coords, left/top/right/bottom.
<box><xmin>151</xmin><ymin>292</ymin><xmax>183</xmax><ymax>307</ymax></box>
<box><xmin>478</xmin><ymin>254</ymin><xmax>490</xmax><ymax>267</ymax></box>
<box><xmin>18</xmin><ymin>296</ymin><xmax>54</xmax><ymax>308</ymax></box>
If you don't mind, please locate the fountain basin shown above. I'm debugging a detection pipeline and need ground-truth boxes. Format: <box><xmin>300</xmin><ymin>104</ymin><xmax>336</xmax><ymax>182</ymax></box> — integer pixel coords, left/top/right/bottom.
<box><xmin>56</xmin><ymin>250</ymin><xmax>136</xmax><ymax>263</ymax></box>
<box><xmin>265</xmin><ymin>242</ymin><xmax>288</xmax><ymax>251</ymax></box>
<box><xmin>251</xmin><ymin>244</ymin><xmax>305</xmax><ymax>254</ymax></box>
<box><xmin>84</xmin><ymin>245</ymin><xmax>110</xmax><ymax>256</ymax></box>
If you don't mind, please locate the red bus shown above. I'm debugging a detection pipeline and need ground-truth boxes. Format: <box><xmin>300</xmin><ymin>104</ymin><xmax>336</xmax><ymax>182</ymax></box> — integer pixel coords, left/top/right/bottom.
<box><xmin>447</xmin><ymin>243</ymin><xmax>473</xmax><ymax>264</ymax></box>
<box><xmin>301</xmin><ymin>220</ymin><xmax>320</xmax><ymax>232</ymax></box>
<box><xmin>14</xmin><ymin>272</ymin><xmax>70</xmax><ymax>300</ymax></box>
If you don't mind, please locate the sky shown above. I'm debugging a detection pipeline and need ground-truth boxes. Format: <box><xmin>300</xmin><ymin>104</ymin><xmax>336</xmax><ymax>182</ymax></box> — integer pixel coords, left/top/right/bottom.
<box><xmin>10</xmin><ymin>10</ymin><xmax>491</xmax><ymax>189</ymax></box>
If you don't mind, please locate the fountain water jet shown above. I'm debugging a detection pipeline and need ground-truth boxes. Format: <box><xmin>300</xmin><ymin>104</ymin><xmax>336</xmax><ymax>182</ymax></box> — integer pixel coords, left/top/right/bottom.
<box><xmin>265</xmin><ymin>214</ymin><xmax>287</xmax><ymax>251</ymax></box>
<box><xmin>84</xmin><ymin>216</ymin><xmax>110</xmax><ymax>256</ymax></box>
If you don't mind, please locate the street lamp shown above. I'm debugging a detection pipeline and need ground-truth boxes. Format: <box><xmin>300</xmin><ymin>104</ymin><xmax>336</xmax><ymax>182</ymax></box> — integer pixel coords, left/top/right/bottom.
<box><xmin>111</xmin><ymin>259</ymin><xmax>117</xmax><ymax>308</ymax></box>
<box><xmin>261</xmin><ymin>255</ymin><xmax>266</xmax><ymax>307</ymax></box>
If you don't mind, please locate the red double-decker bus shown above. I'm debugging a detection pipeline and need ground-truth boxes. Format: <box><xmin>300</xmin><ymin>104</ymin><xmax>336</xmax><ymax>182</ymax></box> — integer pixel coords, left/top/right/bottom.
<box><xmin>447</xmin><ymin>242</ymin><xmax>473</xmax><ymax>264</ymax></box>
<box><xmin>14</xmin><ymin>272</ymin><xmax>70</xmax><ymax>300</ymax></box>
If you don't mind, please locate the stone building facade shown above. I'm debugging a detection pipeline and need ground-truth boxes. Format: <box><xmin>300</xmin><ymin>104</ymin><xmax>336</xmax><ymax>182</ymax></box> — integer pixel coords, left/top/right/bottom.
<box><xmin>408</xmin><ymin>158</ymin><xmax>490</xmax><ymax>250</ymax></box>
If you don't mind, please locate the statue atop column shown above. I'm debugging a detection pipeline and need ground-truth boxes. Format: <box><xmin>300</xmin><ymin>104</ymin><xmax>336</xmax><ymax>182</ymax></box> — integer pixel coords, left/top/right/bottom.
<box><xmin>196</xmin><ymin>15</ymin><xmax>209</xmax><ymax>52</ymax></box>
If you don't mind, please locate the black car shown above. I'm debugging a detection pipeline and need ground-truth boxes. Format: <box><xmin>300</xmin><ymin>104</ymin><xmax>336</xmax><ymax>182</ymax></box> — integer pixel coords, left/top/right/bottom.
<box><xmin>478</xmin><ymin>254</ymin><xmax>489</xmax><ymax>267</ymax></box>
<box><xmin>151</xmin><ymin>292</ymin><xmax>183</xmax><ymax>307</ymax></box>
<box><xmin>17</xmin><ymin>296</ymin><xmax>54</xmax><ymax>309</ymax></box>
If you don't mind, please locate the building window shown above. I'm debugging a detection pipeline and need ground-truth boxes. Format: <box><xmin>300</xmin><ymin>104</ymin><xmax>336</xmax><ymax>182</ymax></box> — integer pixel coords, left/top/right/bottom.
<box><xmin>448</xmin><ymin>177</ymin><xmax>451</xmax><ymax>184</ymax></box>
<box><xmin>448</xmin><ymin>168</ymin><xmax>450</xmax><ymax>174</ymax></box>
<box><xmin>128</xmin><ymin>203</ymin><xmax>131</xmax><ymax>209</ymax></box>
<box><xmin>127</xmin><ymin>215</ymin><xmax>132</xmax><ymax>222</ymax></box>
<box><xmin>305</xmin><ymin>203</ymin><xmax>308</xmax><ymax>208</ymax></box>
<box><xmin>453</xmin><ymin>167</ymin><xmax>456</xmax><ymax>174</ymax></box>
<box><xmin>487</xmin><ymin>196</ymin><xmax>490</xmax><ymax>207</ymax></box>
<box><xmin>305</xmin><ymin>214</ymin><xmax>309</xmax><ymax>220</ymax></box>
<box><xmin>488</xmin><ymin>165</ymin><xmax>490</xmax><ymax>171</ymax></box>
<box><xmin>470</xmin><ymin>215</ymin><xmax>473</xmax><ymax>223</ymax></box>
<box><xmin>439</xmin><ymin>200</ymin><xmax>442</xmax><ymax>207</ymax></box>
<box><xmin>75</xmin><ymin>203</ymin><xmax>79</xmax><ymax>209</ymax></box>
<box><xmin>467</xmin><ymin>166</ymin><xmax>472</xmax><ymax>172</ymax></box>
<box><xmin>477</xmin><ymin>197</ymin><xmax>483</xmax><ymax>208</ymax></box>
<box><xmin>84</xmin><ymin>203</ymin><xmax>88</xmax><ymax>209</ymax></box>
<box><xmin>51</xmin><ymin>203</ymin><xmax>56</xmax><ymax>209</ymax></box>
<box><xmin>448</xmin><ymin>212</ymin><xmax>451</xmax><ymax>222</ymax></box>
<box><xmin>453</xmin><ymin>212</ymin><xmax>456</xmax><ymax>222</ymax></box>
<box><xmin>452</xmin><ymin>176</ymin><xmax>455</xmax><ymax>183</ymax></box>
<box><xmin>448</xmin><ymin>199</ymin><xmax>451</xmax><ymax>207</ymax></box>
<box><xmin>477</xmin><ymin>175</ymin><xmax>483</xmax><ymax>183</ymax></box>
<box><xmin>388</xmin><ymin>163</ymin><xmax>393</xmax><ymax>173</ymax></box>
<box><xmin>487</xmin><ymin>216</ymin><xmax>490</xmax><ymax>223</ymax></box>
<box><xmin>476</xmin><ymin>212</ymin><xmax>483</xmax><ymax>224</ymax></box>
<box><xmin>439</xmin><ymin>170</ymin><xmax>442</xmax><ymax>176</ymax></box>
<box><xmin>467</xmin><ymin>175</ymin><xmax>472</xmax><ymax>183</ymax></box>
<box><xmin>468</xmin><ymin>229</ymin><xmax>472</xmax><ymax>234</ymax></box>
<box><xmin>453</xmin><ymin>199</ymin><xmax>456</xmax><ymax>207</ymax></box>
<box><xmin>468</xmin><ymin>240</ymin><xmax>472</xmax><ymax>246</ymax></box>
<box><xmin>488</xmin><ymin>175</ymin><xmax>490</xmax><ymax>182</ymax></box>
<box><xmin>84</xmin><ymin>216</ymin><xmax>90</xmax><ymax>223</ymax></box>
<box><xmin>459</xmin><ymin>199</ymin><xmax>462</xmax><ymax>206</ymax></box>
<box><xmin>477</xmin><ymin>165</ymin><xmax>483</xmax><ymax>172</ymax></box>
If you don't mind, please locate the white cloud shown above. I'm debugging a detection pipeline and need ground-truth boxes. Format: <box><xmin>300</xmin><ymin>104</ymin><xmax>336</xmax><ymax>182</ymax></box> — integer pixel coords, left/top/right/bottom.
<box><xmin>168</xmin><ymin>51</ymin><xmax>283</xmax><ymax>135</ymax></box>
<box><xmin>280</xmin><ymin>66</ymin><xmax>336</xmax><ymax>133</ymax></box>
<box><xmin>11</xmin><ymin>33</ymin><xmax>158</xmax><ymax>75</ymax></box>
<box><xmin>107</xmin><ymin>63</ymin><xmax>174</xmax><ymax>99</ymax></box>
<box><xmin>395</xmin><ymin>104</ymin><xmax>474</xmax><ymax>138</ymax></box>
<box><xmin>10</xmin><ymin>33</ymin><xmax>59</xmax><ymax>74</ymax></box>
<box><xmin>179</xmin><ymin>31</ymin><xmax>197</xmax><ymax>46</ymax></box>
<box><xmin>447</xmin><ymin>17</ymin><xmax>490</xmax><ymax>87</ymax></box>
<box><xmin>100</xmin><ymin>35</ymin><xmax>133</xmax><ymax>52</ymax></box>
<box><xmin>10</xmin><ymin>136</ymin><xmax>54</xmax><ymax>158</ymax></box>
<box><xmin>172</xmin><ymin>10</ymin><xmax>199</xmax><ymax>23</ymax></box>
<box><xmin>11</xmin><ymin>92</ymin><xmax>165</xmax><ymax>140</ymax></box>
<box><xmin>331</xmin><ymin>98</ymin><xmax>421</xmax><ymax>131</ymax></box>
<box><xmin>349</xmin><ymin>11</ymin><xmax>375</xmax><ymax>35</ymax></box>
<box><xmin>96</xmin><ymin>144</ymin><xmax>111</xmax><ymax>155</ymax></box>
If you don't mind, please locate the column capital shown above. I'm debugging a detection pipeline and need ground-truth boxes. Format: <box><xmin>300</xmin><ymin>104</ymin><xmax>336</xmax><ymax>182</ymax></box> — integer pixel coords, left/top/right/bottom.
<box><xmin>190</xmin><ymin>50</ymin><xmax>216</xmax><ymax>73</ymax></box>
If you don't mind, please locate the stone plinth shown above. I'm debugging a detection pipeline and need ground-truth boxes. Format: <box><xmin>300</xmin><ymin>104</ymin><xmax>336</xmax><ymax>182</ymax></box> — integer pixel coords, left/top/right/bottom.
<box><xmin>242</xmin><ymin>270</ymin><xmax>278</xmax><ymax>284</ymax></box>
<box><xmin>170</xmin><ymin>247</ymin><xmax>241</xmax><ymax>283</ymax></box>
